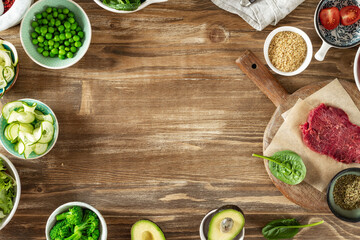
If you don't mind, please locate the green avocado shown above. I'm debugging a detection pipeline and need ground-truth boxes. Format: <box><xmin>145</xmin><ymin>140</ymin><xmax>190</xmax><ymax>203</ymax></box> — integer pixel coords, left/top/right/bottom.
<box><xmin>131</xmin><ymin>220</ymin><xmax>166</xmax><ymax>240</ymax></box>
<box><xmin>208</xmin><ymin>209</ymin><xmax>245</xmax><ymax>240</ymax></box>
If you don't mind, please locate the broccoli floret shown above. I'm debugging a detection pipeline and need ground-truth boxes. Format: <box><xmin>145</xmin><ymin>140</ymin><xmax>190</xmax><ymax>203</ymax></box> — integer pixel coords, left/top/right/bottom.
<box><xmin>74</xmin><ymin>210</ymin><xmax>99</xmax><ymax>235</ymax></box>
<box><xmin>50</xmin><ymin>220</ymin><xmax>72</xmax><ymax>239</ymax></box>
<box><xmin>64</xmin><ymin>231</ymin><xmax>82</xmax><ymax>240</ymax></box>
<box><xmin>56</xmin><ymin>206</ymin><xmax>83</xmax><ymax>225</ymax></box>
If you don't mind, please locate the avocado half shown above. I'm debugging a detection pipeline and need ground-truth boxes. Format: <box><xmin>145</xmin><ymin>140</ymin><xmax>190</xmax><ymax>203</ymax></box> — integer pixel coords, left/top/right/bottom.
<box><xmin>131</xmin><ymin>220</ymin><xmax>166</xmax><ymax>240</ymax></box>
<box><xmin>208</xmin><ymin>209</ymin><xmax>245</xmax><ymax>240</ymax></box>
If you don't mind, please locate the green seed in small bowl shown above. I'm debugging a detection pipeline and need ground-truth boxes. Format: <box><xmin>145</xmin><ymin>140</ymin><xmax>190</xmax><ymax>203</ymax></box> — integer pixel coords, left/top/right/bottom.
<box><xmin>20</xmin><ymin>0</ymin><xmax>91</xmax><ymax>69</ymax></box>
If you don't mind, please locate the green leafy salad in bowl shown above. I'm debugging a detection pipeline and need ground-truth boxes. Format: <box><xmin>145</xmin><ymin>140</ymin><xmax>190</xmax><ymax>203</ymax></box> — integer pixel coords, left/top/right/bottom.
<box><xmin>102</xmin><ymin>0</ymin><xmax>146</xmax><ymax>11</ymax></box>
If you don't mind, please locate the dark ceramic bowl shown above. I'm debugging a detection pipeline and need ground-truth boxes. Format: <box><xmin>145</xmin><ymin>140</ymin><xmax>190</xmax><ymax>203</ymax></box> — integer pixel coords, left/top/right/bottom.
<box><xmin>327</xmin><ymin>168</ymin><xmax>360</xmax><ymax>222</ymax></box>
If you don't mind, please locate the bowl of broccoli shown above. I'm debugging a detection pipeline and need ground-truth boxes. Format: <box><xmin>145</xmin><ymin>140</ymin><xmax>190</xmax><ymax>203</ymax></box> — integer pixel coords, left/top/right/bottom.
<box><xmin>93</xmin><ymin>0</ymin><xmax>168</xmax><ymax>13</ymax></box>
<box><xmin>0</xmin><ymin>153</ymin><xmax>21</xmax><ymax>231</ymax></box>
<box><xmin>45</xmin><ymin>202</ymin><xmax>107</xmax><ymax>240</ymax></box>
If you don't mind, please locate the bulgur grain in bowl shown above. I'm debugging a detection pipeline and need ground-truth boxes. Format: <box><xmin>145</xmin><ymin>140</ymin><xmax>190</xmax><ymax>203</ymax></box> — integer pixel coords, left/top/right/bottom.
<box><xmin>264</xmin><ymin>26</ymin><xmax>313</xmax><ymax>76</ymax></box>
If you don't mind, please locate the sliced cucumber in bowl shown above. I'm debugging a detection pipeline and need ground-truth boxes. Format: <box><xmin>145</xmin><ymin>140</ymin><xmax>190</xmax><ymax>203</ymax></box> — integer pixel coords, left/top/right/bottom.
<box><xmin>1</xmin><ymin>100</ymin><xmax>57</xmax><ymax>159</ymax></box>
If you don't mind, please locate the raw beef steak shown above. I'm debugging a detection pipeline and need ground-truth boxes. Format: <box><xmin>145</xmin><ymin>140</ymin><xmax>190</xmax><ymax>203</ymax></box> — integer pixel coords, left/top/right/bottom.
<box><xmin>300</xmin><ymin>103</ymin><xmax>360</xmax><ymax>164</ymax></box>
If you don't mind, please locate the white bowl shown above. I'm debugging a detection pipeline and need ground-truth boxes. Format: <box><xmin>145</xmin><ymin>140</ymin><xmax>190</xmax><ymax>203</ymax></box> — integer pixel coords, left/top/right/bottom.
<box><xmin>0</xmin><ymin>153</ymin><xmax>21</xmax><ymax>230</ymax></box>
<box><xmin>353</xmin><ymin>47</ymin><xmax>360</xmax><ymax>92</ymax></box>
<box><xmin>0</xmin><ymin>0</ymin><xmax>33</xmax><ymax>32</ymax></box>
<box><xmin>264</xmin><ymin>26</ymin><xmax>313</xmax><ymax>76</ymax></box>
<box><xmin>93</xmin><ymin>0</ymin><xmax>167</xmax><ymax>14</ymax></box>
<box><xmin>45</xmin><ymin>201</ymin><xmax>107</xmax><ymax>240</ymax></box>
<box><xmin>199</xmin><ymin>209</ymin><xmax>245</xmax><ymax>240</ymax></box>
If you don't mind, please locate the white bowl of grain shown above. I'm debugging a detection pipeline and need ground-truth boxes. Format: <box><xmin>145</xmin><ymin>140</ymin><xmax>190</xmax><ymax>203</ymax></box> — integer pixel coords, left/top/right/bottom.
<box><xmin>264</xmin><ymin>26</ymin><xmax>313</xmax><ymax>76</ymax></box>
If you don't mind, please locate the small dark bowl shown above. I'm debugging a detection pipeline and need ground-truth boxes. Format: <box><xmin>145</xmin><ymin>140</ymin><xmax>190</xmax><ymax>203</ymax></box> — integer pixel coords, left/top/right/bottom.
<box><xmin>327</xmin><ymin>168</ymin><xmax>360</xmax><ymax>222</ymax></box>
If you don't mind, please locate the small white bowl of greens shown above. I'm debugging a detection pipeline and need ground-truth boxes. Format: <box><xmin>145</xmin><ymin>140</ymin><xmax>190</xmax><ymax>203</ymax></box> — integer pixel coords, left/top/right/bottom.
<box><xmin>94</xmin><ymin>0</ymin><xmax>167</xmax><ymax>13</ymax></box>
<box><xmin>0</xmin><ymin>153</ymin><xmax>21</xmax><ymax>230</ymax></box>
<box><xmin>0</xmin><ymin>99</ymin><xmax>59</xmax><ymax>159</ymax></box>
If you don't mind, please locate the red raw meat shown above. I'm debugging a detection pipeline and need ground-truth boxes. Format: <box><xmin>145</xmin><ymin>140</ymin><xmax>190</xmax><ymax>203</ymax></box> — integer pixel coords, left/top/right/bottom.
<box><xmin>300</xmin><ymin>103</ymin><xmax>360</xmax><ymax>164</ymax></box>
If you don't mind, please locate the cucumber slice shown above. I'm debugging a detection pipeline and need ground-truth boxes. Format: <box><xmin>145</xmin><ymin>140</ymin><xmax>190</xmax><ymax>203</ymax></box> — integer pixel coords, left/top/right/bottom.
<box><xmin>38</xmin><ymin>121</ymin><xmax>54</xmax><ymax>144</ymax></box>
<box><xmin>19</xmin><ymin>123</ymin><xmax>34</xmax><ymax>133</ymax></box>
<box><xmin>23</xmin><ymin>102</ymin><xmax>37</xmax><ymax>114</ymax></box>
<box><xmin>18</xmin><ymin>127</ymin><xmax>42</xmax><ymax>146</ymax></box>
<box><xmin>0</xmin><ymin>78</ymin><xmax>7</xmax><ymax>88</ymax></box>
<box><xmin>16</xmin><ymin>141</ymin><xmax>25</xmax><ymax>155</ymax></box>
<box><xmin>4</xmin><ymin>124</ymin><xmax>12</xmax><ymax>141</ymax></box>
<box><xmin>0</xmin><ymin>49</ymin><xmax>12</xmax><ymax>67</ymax></box>
<box><xmin>9</xmin><ymin>123</ymin><xmax>19</xmax><ymax>141</ymax></box>
<box><xmin>2</xmin><ymin>101</ymin><xmax>23</xmax><ymax>119</ymax></box>
<box><xmin>24</xmin><ymin>145</ymin><xmax>33</xmax><ymax>159</ymax></box>
<box><xmin>35</xmin><ymin>113</ymin><xmax>54</xmax><ymax>124</ymax></box>
<box><xmin>34</xmin><ymin>110</ymin><xmax>44</xmax><ymax>116</ymax></box>
<box><xmin>2</xmin><ymin>66</ymin><xmax>14</xmax><ymax>82</ymax></box>
<box><xmin>8</xmin><ymin>111</ymin><xmax>35</xmax><ymax>124</ymax></box>
<box><xmin>33</xmin><ymin>143</ymin><xmax>48</xmax><ymax>155</ymax></box>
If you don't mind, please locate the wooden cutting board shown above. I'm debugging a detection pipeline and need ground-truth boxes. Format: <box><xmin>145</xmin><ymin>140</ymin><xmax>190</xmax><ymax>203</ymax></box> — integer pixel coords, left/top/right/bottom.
<box><xmin>236</xmin><ymin>50</ymin><xmax>360</xmax><ymax>211</ymax></box>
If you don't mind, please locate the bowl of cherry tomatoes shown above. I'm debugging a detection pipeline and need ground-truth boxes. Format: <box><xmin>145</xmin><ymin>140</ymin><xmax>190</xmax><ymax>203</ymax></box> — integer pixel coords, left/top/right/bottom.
<box><xmin>314</xmin><ymin>0</ymin><xmax>360</xmax><ymax>61</ymax></box>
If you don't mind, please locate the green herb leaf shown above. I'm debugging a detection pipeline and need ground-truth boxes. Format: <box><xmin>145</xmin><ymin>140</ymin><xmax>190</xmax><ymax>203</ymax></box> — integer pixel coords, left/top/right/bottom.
<box><xmin>262</xmin><ymin>218</ymin><xmax>324</xmax><ymax>240</ymax></box>
<box><xmin>102</xmin><ymin>0</ymin><xmax>144</xmax><ymax>11</ymax></box>
<box><xmin>252</xmin><ymin>150</ymin><xmax>306</xmax><ymax>185</ymax></box>
<box><xmin>0</xmin><ymin>159</ymin><xmax>15</xmax><ymax>219</ymax></box>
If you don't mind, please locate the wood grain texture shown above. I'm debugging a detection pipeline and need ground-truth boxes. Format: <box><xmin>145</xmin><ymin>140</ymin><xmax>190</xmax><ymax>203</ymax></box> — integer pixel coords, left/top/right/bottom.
<box><xmin>0</xmin><ymin>0</ymin><xmax>359</xmax><ymax>239</ymax></box>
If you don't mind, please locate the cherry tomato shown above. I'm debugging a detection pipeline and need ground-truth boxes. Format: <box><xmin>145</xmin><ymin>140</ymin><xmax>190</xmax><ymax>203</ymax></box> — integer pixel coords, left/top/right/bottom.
<box><xmin>340</xmin><ymin>6</ymin><xmax>360</xmax><ymax>26</ymax></box>
<box><xmin>319</xmin><ymin>7</ymin><xmax>340</xmax><ymax>30</ymax></box>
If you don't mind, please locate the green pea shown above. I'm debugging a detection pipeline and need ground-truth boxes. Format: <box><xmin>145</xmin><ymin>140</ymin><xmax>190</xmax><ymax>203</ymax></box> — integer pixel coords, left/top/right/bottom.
<box><xmin>76</xmin><ymin>26</ymin><xmax>82</xmax><ymax>32</ymax></box>
<box><xmin>49</xmin><ymin>19</ymin><xmax>55</xmax><ymax>27</ymax></box>
<box><xmin>55</xmin><ymin>20</ymin><xmax>61</xmax><ymax>27</ymax></box>
<box><xmin>58</xmin><ymin>9</ymin><xmax>63</xmax><ymax>13</ymax></box>
<box><xmin>52</xmin><ymin>7</ymin><xmax>57</xmax><ymax>12</ymax></box>
<box><xmin>64</xmin><ymin>21</ymin><xmax>71</xmax><ymax>29</ymax></box>
<box><xmin>42</xmin><ymin>12</ymin><xmax>48</xmax><ymax>18</ymax></box>
<box><xmin>53</xmin><ymin>12</ymin><xmax>58</xmax><ymax>18</ymax></box>
<box><xmin>59</xmin><ymin>34</ymin><xmax>66</xmax><ymax>41</ymax></box>
<box><xmin>59</xmin><ymin>54</ymin><xmax>65</xmax><ymax>60</ymax></box>
<box><xmin>70</xmin><ymin>46</ymin><xmax>77</xmax><ymax>53</ymax></box>
<box><xmin>63</xmin><ymin>8</ymin><xmax>69</xmax><ymax>14</ymax></box>
<box><xmin>72</xmin><ymin>35</ymin><xmax>80</xmax><ymax>42</ymax></box>
<box><xmin>44</xmin><ymin>46</ymin><xmax>49</xmax><ymax>51</ymax></box>
<box><xmin>59</xmin><ymin>49</ymin><xmax>66</xmax><ymax>56</ymax></box>
<box><xmin>58</xmin><ymin>14</ymin><xmax>65</xmax><ymax>20</ymax></box>
<box><xmin>74</xmin><ymin>41</ymin><xmax>82</xmax><ymax>48</ymax></box>
<box><xmin>67</xmin><ymin>52</ymin><xmax>74</xmax><ymax>58</ymax></box>
<box><xmin>32</xmin><ymin>39</ymin><xmax>38</xmax><ymax>45</ymax></box>
<box><xmin>40</xmin><ymin>27</ymin><xmax>47</xmax><ymax>34</ymax></box>
<box><xmin>49</xmin><ymin>45</ymin><xmax>54</xmax><ymax>50</ymax></box>
<box><xmin>69</xmin><ymin>38</ymin><xmax>74</xmax><ymax>43</ymax></box>
<box><xmin>31</xmin><ymin>32</ymin><xmax>38</xmax><ymax>39</ymax></box>
<box><xmin>46</xmin><ymin>14</ymin><xmax>53</xmax><ymax>21</ymax></box>
<box><xmin>48</xmin><ymin>40</ymin><xmax>54</xmax><ymax>46</ymax></box>
<box><xmin>54</xmin><ymin>35</ymin><xmax>60</xmax><ymax>42</ymax></box>
<box><xmin>50</xmin><ymin>53</ymin><xmax>56</xmax><ymax>58</ymax></box>
<box><xmin>44</xmin><ymin>41</ymin><xmax>48</xmax><ymax>46</ymax></box>
<box><xmin>65</xmin><ymin>29</ymin><xmax>70</xmax><ymax>33</ymax></box>
<box><xmin>37</xmin><ymin>47</ymin><xmax>44</xmax><ymax>53</ymax></box>
<box><xmin>65</xmin><ymin>47</ymin><xmax>70</xmax><ymax>52</ymax></box>
<box><xmin>70</xmin><ymin>23</ymin><xmax>77</xmax><ymax>30</ymax></box>
<box><xmin>35</xmin><ymin>27</ymin><xmax>41</xmax><ymax>33</ymax></box>
<box><xmin>58</xmin><ymin>25</ymin><xmax>65</xmax><ymax>32</ymax></box>
<box><xmin>38</xmin><ymin>43</ymin><xmax>44</xmax><ymax>47</ymax></box>
<box><xmin>70</xmin><ymin>30</ymin><xmax>76</xmax><ymax>35</ymax></box>
<box><xmin>64</xmin><ymin>41</ymin><xmax>70</xmax><ymax>46</ymax></box>
<box><xmin>46</xmin><ymin>7</ymin><xmax>52</xmax><ymax>13</ymax></box>
<box><xmin>68</xmin><ymin>17</ymin><xmax>75</xmax><ymax>24</ymax></box>
<box><xmin>37</xmin><ymin>36</ymin><xmax>44</xmax><ymax>43</ymax></box>
<box><xmin>48</xmin><ymin>27</ymin><xmax>55</xmax><ymax>33</ymax></box>
<box><xmin>45</xmin><ymin>33</ymin><xmax>52</xmax><ymax>40</ymax></box>
<box><xmin>31</xmin><ymin>21</ymin><xmax>38</xmax><ymax>28</ymax></box>
<box><xmin>54</xmin><ymin>42</ymin><xmax>60</xmax><ymax>48</ymax></box>
<box><xmin>68</xmin><ymin>12</ymin><xmax>74</xmax><ymax>18</ymax></box>
<box><xmin>59</xmin><ymin>45</ymin><xmax>65</xmax><ymax>50</ymax></box>
<box><xmin>51</xmin><ymin>48</ymin><xmax>59</xmax><ymax>55</ymax></box>
<box><xmin>43</xmin><ymin>51</ymin><xmax>49</xmax><ymax>57</ymax></box>
<box><xmin>78</xmin><ymin>31</ymin><xmax>84</xmax><ymax>38</ymax></box>
<box><xmin>65</xmin><ymin>32</ymin><xmax>72</xmax><ymax>39</ymax></box>
<box><xmin>42</xmin><ymin>19</ymin><xmax>48</xmax><ymax>25</ymax></box>
<box><xmin>36</xmin><ymin>13</ymin><xmax>42</xmax><ymax>19</ymax></box>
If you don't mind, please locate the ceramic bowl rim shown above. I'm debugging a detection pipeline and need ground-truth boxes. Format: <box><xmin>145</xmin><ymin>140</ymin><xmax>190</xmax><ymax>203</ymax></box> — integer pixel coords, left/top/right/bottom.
<box><xmin>0</xmin><ymin>153</ymin><xmax>21</xmax><ymax>231</ymax></box>
<box><xmin>0</xmin><ymin>98</ymin><xmax>59</xmax><ymax>160</ymax></box>
<box><xmin>353</xmin><ymin>46</ymin><xmax>360</xmax><ymax>92</ymax></box>
<box><xmin>19</xmin><ymin>0</ymin><xmax>92</xmax><ymax>70</ymax></box>
<box><xmin>326</xmin><ymin>167</ymin><xmax>360</xmax><ymax>223</ymax></box>
<box><xmin>45</xmin><ymin>201</ymin><xmax>108</xmax><ymax>240</ymax></box>
<box><xmin>314</xmin><ymin>0</ymin><xmax>360</xmax><ymax>49</ymax></box>
<box><xmin>263</xmin><ymin>26</ymin><xmax>313</xmax><ymax>76</ymax></box>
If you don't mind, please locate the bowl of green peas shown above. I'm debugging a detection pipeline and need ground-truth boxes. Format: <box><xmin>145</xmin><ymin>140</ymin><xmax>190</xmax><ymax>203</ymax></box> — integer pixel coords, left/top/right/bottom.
<box><xmin>20</xmin><ymin>0</ymin><xmax>91</xmax><ymax>69</ymax></box>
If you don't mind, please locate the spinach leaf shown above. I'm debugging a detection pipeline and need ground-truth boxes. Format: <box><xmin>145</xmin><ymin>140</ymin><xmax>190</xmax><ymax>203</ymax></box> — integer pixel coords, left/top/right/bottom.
<box><xmin>102</xmin><ymin>0</ymin><xmax>144</xmax><ymax>11</ymax></box>
<box><xmin>262</xmin><ymin>218</ymin><xmax>324</xmax><ymax>240</ymax></box>
<box><xmin>252</xmin><ymin>150</ymin><xmax>306</xmax><ymax>185</ymax></box>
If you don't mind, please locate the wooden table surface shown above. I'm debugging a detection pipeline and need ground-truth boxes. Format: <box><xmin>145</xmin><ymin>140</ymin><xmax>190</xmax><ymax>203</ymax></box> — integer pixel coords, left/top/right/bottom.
<box><xmin>1</xmin><ymin>0</ymin><xmax>360</xmax><ymax>239</ymax></box>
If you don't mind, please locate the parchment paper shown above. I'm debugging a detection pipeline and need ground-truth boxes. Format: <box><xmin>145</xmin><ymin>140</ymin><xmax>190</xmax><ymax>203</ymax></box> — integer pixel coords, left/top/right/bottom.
<box><xmin>264</xmin><ymin>80</ymin><xmax>360</xmax><ymax>192</ymax></box>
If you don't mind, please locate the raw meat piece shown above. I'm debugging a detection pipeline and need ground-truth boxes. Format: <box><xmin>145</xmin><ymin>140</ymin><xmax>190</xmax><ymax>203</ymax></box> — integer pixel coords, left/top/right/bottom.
<box><xmin>300</xmin><ymin>103</ymin><xmax>360</xmax><ymax>164</ymax></box>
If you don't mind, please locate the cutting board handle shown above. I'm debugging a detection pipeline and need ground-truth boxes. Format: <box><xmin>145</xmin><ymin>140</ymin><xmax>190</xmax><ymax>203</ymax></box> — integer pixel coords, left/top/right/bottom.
<box><xmin>235</xmin><ymin>50</ymin><xmax>290</xmax><ymax>107</ymax></box>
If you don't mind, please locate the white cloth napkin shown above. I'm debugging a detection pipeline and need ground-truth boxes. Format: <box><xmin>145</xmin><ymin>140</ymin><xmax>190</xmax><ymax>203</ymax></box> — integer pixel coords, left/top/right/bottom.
<box><xmin>211</xmin><ymin>0</ymin><xmax>304</xmax><ymax>31</ymax></box>
<box><xmin>0</xmin><ymin>0</ymin><xmax>33</xmax><ymax>32</ymax></box>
